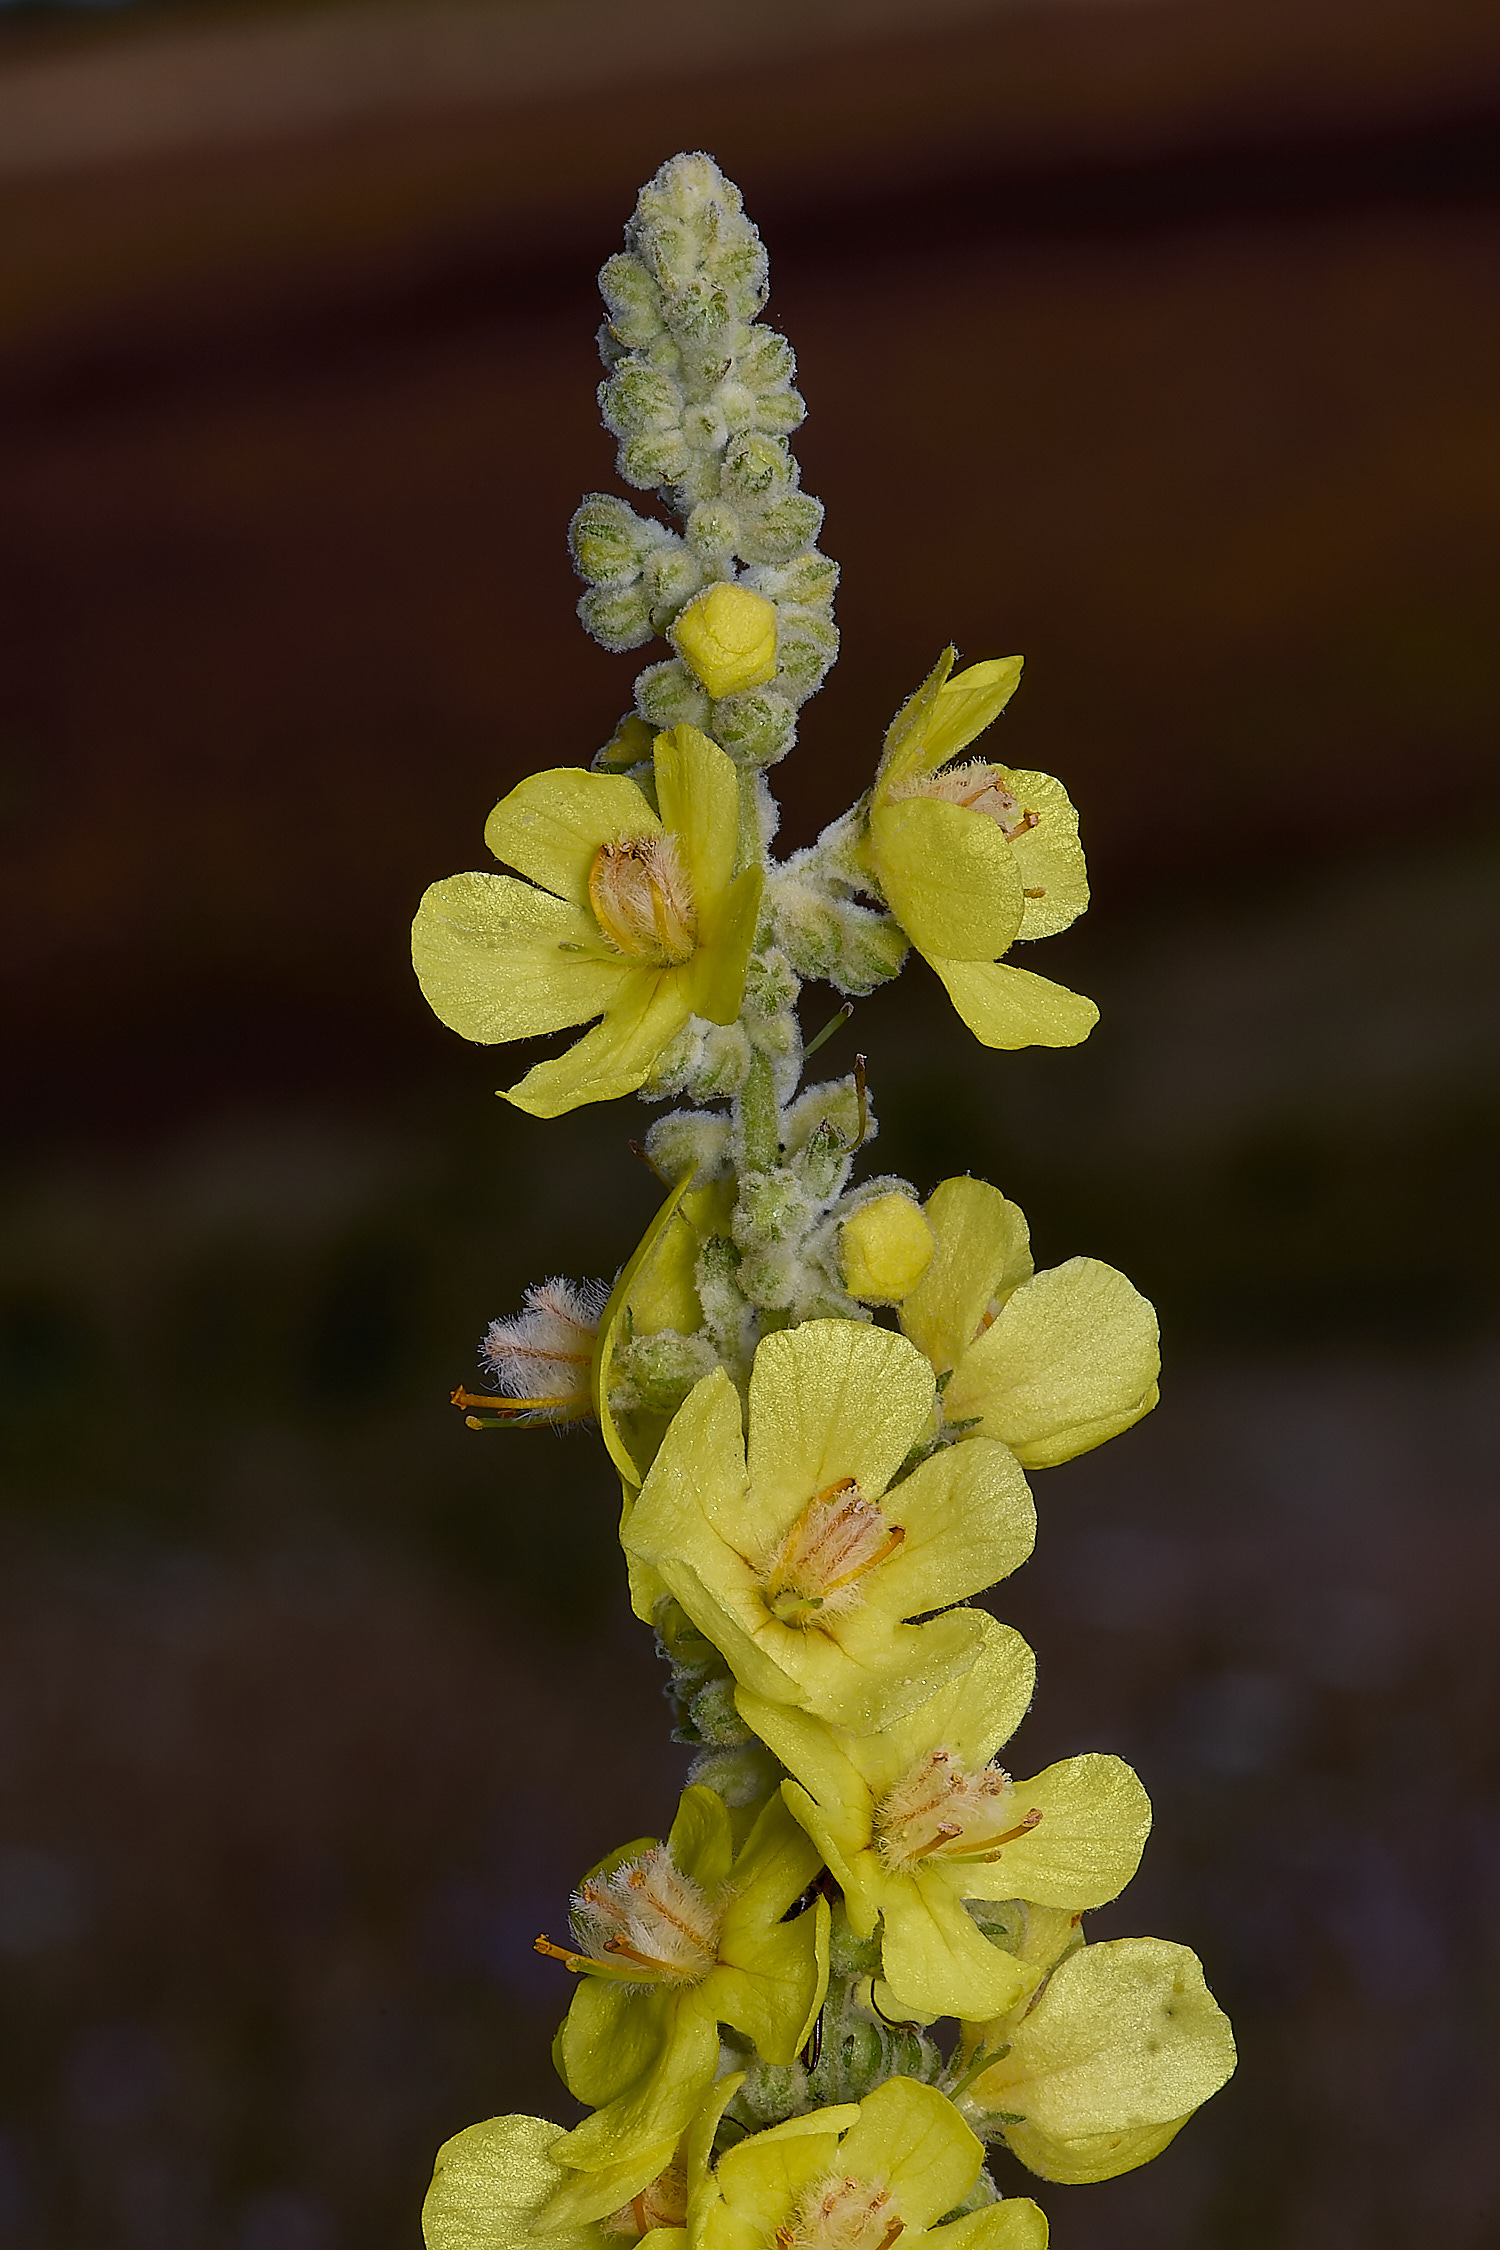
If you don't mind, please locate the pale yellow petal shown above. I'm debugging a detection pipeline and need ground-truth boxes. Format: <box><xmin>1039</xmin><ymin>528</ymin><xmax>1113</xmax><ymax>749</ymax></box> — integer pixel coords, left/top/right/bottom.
<box><xmin>870</xmin><ymin>798</ymin><xmax>1024</xmax><ymax>963</ymax></box>
<box><xmin>989</xmin><ymin>1938</ymin><xmax>1235</xmax><ymax>2160</ymax></box>
<box><xmin>836</xmin><ymin>2078</ymin><xmax>984</xmax><ymax>2233</ymax></box>
<box><xmin>687</xmin><ymin>865</ymin><xmax>763</xmax><ymax>1025</ymax></box>
<box><xmin>746</xmin><ymin>1321</ymin><xmax>935</xmax><ymax>1523</ymax></box>
<box><xmin>929</xmin><ymin>960</ymin><xmax>1099</xmax><ymax>1050</ymax></box>
<box><xmin>733</xmin><ymin>1693</ymin><xmax>874</xmax><ymax>1866</ymax></box>
<box><xmin>899</xmin><ymin>1177</ymin><xmax>1033</xmax><ymax>1377</ymax></box>
<box><xmin>879</xmin><ymin>1867</ymin><xmax>1035</xmax><ymax>2023</ymax></box>
<box><xmin>484</xmin><ymin>767</ymin><xmax>661</xmax><ymax>906</ymax></box>
<box><xmin>653</xmin><ymin>724</ymin><xmax>740</xmax><ymax>901</ymax></box>
<box><xmin>593</xmin><ymin>1178</ymin><xmax>695</xmax><ymax>1492</ymax></box>
<box><xmin>931</xmin><ymin>2201</ymin><xmax>1049</xmax><ymax>2250</ymax></box>
<box><xmin>919</xmin><ymin>656</ymin><xmax>1026</xmax><ymax>772</ymax></box>
<box><xmin>874</xmin><ymin>648</ymin><xmax>957</xmax><ymax>794</ymax></box>
<box><xmin>1001</xmin><ymin>2115</ymin><xmax>1185</xmax><ymax>2186</ymax></box>
<box><xmin>868</xmin><ymin>1435</ymin><xmax>1034</xmax><ymax>1624</ymax></box>
<box><xmin>504</xmin><ymin>973</ymin><xmax>693</xmax><ymax>1118</ymax></box>
<box><xmin>412</xmin><ymin>873</ymin><xmax>623</xmax><ymax>1043</ymax></box>
<box><xmin>423</xmin><ymin>2114</ymin><xmax>594</xmax><ymax>2250</ymax></box>
<box><xmin>1000</xmin><ymin>769</ymin><xmax>1089</xmax><ymax>942</ymax></box>
<box><xmin>946</xmin><ymin>1259</ymin><xmax>1159</xmax><ymax>1469</ymax></box>
<box><xmin>960</xmin><ymin>1753</ymin><xmax>1151</xmax><ymax>1912</ymax></box>
<box><xmin>867</xmin><ymin>1615</ymin><xmax>1037</xmax><ymax>1786</ymax></box>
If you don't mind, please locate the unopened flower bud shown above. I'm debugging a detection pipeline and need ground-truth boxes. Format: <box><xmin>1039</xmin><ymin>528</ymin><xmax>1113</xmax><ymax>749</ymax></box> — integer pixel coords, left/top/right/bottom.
<box><xmin>724</xmin><ymin>433</ymin><xmax>792</xmax><ymax>501</ymax></box>
<box><xmin>737</xmin><ymin>491</ymin><xmax>824</xmax><ymax>564</ymax></box>
<box><xmin>615</xmin><ymin>1327</ymin><xmax>720</xmax><ymax>1414</ymax></box>
<box><xmin>643</xmin><ymin>1107</ymin><xmax>732</xmax><ymax>1185</ymax></box>
<box><xmin>686</xmin><ymin>500</ymin><xmax>740</xmax><ymax>561</ymax></box>
<box><xmin>688</xmin><ymin>1676</ymin><xmax>754</xmax><ymax>1745</ymax></box>
<box><xmin>643</xmin><ymin>542</ymin><xmax>704</xmax><ymax>628</ymax></box>
<box><xmin>635</xmin><ymin>659</ymin><xmax>711</xmax><ymax>732</ymax></box>
<box><xmin>620</xmin><ymin>428</ymin><xmax>692</xmax><ymax>489</ymax></box>
<box><xmin>687</xmin><ymin>1742</ymin><xmax>782</xmax><ymax>1808</ymax></box>
<box><xmin>709</xmin><ymin>687</ymin><xmax>796</xmax><ymax>767</ymax></box>
<box><xmin>839</xmin><ymin>1193</ymin><xmax>936</xmax><ymax>1305</ymax></box>
<box><xmin>831</xmin><ymin>903</ymin><xmax>908</xmax><ymax>995</ymax></box>
<box><xmin>671</xmin><ymin>583</ymin><xmax>779</xmax><ymax>699</ymax></box>
<box><xmin>774</xmin><ymin>609</ymin><xmax>840</xmax><ymax>698</ymax></box>
<box><xmin>742</xmin><ymin>948</ymin><xmax>799</xmax><ymax>1020</ymax></box>
<box><xmin>734</xmin><ymin>1167</ymin><xmax>809</xmax><ymax>1248</ymax></box>
<box><xmin>578</xmin><ymin>582</ymin><xmax>655</xmax><ymax>652</ymax></box>
<box><xmin>569</xmin><ymin>493</ymin><xmax>651</xmax><ymax>587</ymax></box>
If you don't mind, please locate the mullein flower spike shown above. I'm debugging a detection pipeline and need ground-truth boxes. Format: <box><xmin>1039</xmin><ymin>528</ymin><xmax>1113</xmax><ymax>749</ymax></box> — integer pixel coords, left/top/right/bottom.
<box><xmin>412</xmin><ymin>150</ymin><xmax>1231</xmax><ymax>2246</ymax></box>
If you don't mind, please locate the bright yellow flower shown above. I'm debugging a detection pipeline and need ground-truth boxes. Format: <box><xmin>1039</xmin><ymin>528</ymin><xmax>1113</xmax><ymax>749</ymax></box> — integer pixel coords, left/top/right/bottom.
<box><xmin>899</xmin><ymin>1178</ymin><xmax>1159</xmax><ymax>1469</ymax></box>
<box><xmin>866</xmin><ymin>650</ymin><xmax>1096</xmax><ymax>1051</ymax></box>
<box><xmin>622</xmin><ymin>1321</ymin><xmax>1036</xmax><ymax>1732</ymax></box>
<box><xmin>956</xmin><ymin>1937</ymin><xmax>1236</xmax><ymax>2184</ymax></box>
<box><xmin>537</xmin><ymin>1784</ymin><xmax>828</xmax><ymax>2180</ymax></box>
<box><xmin>737</xmin><ymin>1616</ymin><xmax>1150</xmax><ymax>2023</ymax></box>
<box><xmin>690</xmin><ymin>2075</ymin><xmax>1048</xmax><ymax>2250</ymax></box>
<box><xmin>411</xmin><ymin>725</ymin><xmax>763</xmax><ymax>1119</ymax></box>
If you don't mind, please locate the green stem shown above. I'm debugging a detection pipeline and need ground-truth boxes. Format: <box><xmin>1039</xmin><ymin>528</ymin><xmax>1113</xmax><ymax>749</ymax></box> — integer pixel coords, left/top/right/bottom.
<box><xmin>738</xmin><ymin>1048</ymin><xmax>781</xmax><ymax>1173</ymax></box>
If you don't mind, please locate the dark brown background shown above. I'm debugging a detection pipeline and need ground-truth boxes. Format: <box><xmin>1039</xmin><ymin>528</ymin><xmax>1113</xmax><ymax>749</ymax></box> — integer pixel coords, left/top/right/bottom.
<box><xmin>1</xmin><ymin>2</ymin><xmax>1498</xmax><ymax>2244</ymax></box>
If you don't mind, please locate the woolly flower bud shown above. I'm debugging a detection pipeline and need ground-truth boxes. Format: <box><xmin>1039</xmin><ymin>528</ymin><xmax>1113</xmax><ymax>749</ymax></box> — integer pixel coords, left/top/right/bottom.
<box><xmin>643</xmin><ymin>1107</ymin><xmax>732</xmax><ymax>1186</ymax></box>
<box><xmin>839</xmin><ymin>1193</ymin><xmax>936</xmax><ymax>1304</ymax></box>
<box><xmin>672</xmin><ymin>583</ymin><xmax>779</xmax><ymax>699</ymax></box>
<box><xmin>478</xmin><ymin>1276</ymin><xmax>608</xmax><ymax>1421</ymax></box>
<box><xmin>737</xmin><ymin>491</ymin><xmax>824</xmax><ymax>565</ymax></box>
<box><xmin>635</xmin><ymin>658</ymin><xmax>711</xmax><ymax>732</ymax></box>
<box><xmin>710</xmin><ymin>687</ymin><xmax>797</xmax><ymax>768</ymax></box>
<box><xmin>613</xmin><ymin>1326</ymin><xmax>721</xmax><ymax>1415</ymax></box>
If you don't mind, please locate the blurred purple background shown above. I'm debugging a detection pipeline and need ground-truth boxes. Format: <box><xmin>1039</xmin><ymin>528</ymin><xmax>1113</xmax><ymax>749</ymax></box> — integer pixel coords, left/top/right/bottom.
<box><xmin>1</xmin><ymin>1</ymin><xmax>1498</xmax><ymax>2243</ymax></box>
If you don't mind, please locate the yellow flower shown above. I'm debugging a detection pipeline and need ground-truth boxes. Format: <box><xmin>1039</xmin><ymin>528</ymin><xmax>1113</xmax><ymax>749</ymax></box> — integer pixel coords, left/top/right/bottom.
<box><xmin>866</xmin><ymin>650</ymin><xmax>1096</xmax><ymax>1051</ymax></box>
<box><xmin>422</xmin><ymin>2110</ymin><xmax>690</xmax><ymax>2249</ymax></box>
<box><xmin>622</xmin><ymin>1320</ymin><xmax>1036</xmax><ymax>1732</ymax></box>
<box><xmin>672</xmin><ymin>583</ymin><xmax>780</xmax><ymax>698</ymax></box>
<box><xmin>411</xmin><ymin>725</ymin><xmax>763</xmax><ymax>1119</ymax></box>
<box><xmin>690</xmin><ymin>2075</ymin><xmax>1048</xmax><ymax>2250</ymax></box>
<box><xmin>839</xmin><ymin>1192</ymin><xmax>936</xmax><ymax>1305</ymax></box>
<box><xmin>899</xmin><ymin>1178</ymin><xmax>1159</xmax><ymax>1469</ymax></box>
<box><xmin>957</xmin><ymin>1937</ymin><xmax>1236</xmax><ymax>2185</ymax></box>
<box><xmin>536</xmin><ymin>1784</ymin><xmax>828</xmax><ymax>2180</ymax></box>
<box><xmin>737</xmin><ymin>1617</ymin><xmax>1151</xmax><ymax>2023</ymax></box>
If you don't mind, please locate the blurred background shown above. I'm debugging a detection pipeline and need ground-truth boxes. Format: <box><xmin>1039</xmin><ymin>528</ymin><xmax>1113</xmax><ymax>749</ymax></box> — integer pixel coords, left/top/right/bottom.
<box><xmin>1</xmin><ymin>0</ymin><xmax>1498</xmax><ymax>2242</ymax></box>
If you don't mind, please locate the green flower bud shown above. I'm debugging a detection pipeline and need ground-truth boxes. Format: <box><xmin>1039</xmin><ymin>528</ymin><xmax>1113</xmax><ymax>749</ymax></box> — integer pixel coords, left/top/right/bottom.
<box><xmin>568</xmin><ymin>493</ymin><xmax>650</xmax><ymax>587</ymax></box>
<box><xmin>687</xmin><ymin>1741</ymin><xmax>782</xmax><ymax>1809</ymax></box>
<box><xmin>749</xmin><ymin>550</ymin><xmax>839</xmax><ymax>608</ymax></box>
<box><xmin>686</xmin><ymin>500</ymin><xmax>740</xmax><ymax>560</ymax></box>
<box><xmin>735</xmin><ymin>1239</ymin><xmax>798</xmax><ymax>1311</ymax></box>
<box><xmin>599</xmin><ymin>362</ymin><xmax>683</xmax><ymax>438</ymax></box>
<box><xmin>773</xmin><ymin>875</ymin><xmax>843</xmax><ymax>980</ymax></box>
<box><xmin>742</xmin><ymin>947</ymin><xmax>799</xmax><ymax>1019</ymax></box>
<box><xmin>828</xmin><ymin>1911</ymin><xmax>883</xmax><ymax>1979</ymax></box>
<box><xmin>643</xmin><ymin>1107</ymin><xmax>731</xmax><ymax>1185</ymax></box>
<box><xmin>618</xmin><ymin>1326</ymin><xmax>720</xmax><ymax>1414</ymax></box>
<box><xmin>643</xmin><ymin>542</ymin><xmax>704</xmax><ymax>628</ymax></box>
<box><xmin>738</xmin><ymin>491</ymin><xmax>824</xmax><ymax>564</ymax></box>
<box><xmin>709</xmin><ymin>686</ymin><xmax>797</xmax><ymax>767</ymax></box>
<box><xmin>941</xmin><ymin>2174</ymin><xmax>1000</xmax><ymax>2223</ymax></box>
<box><xmin>688</xmin><ymin>1675</ymin><xmax>754</xmax><ymax>1746</ymax></box>
<box><xmin>733</xmin><ymin>1166</ymin><xmax>809</xmax><ymax>1247</ymax></box>
<box><xmin>831</xmin><ymin>902</ymin><xmax>908</xmax><ymax>994</ymax></box>
<box><xmin>667</xmin><ymin>272</ymin><xmax>734</xmax><ymax>345</ymax></box>
<box><xmin>755</xmin><ymin>386</ymin><xmax>807</xmax><ymax>436</ymax></box>
<box><xmin>713</xmin><ymin>380</ymin><xmax>758</xmax><ymax>435</ymax></box>
<box><xmin>729</xmin><ymin>2058</ymin><xmax>810</xmax><ymax>2128</ymax></box>
<box><xmin>619</xmin><ymin>428</ymin><xmax>692</xmax><ymax>489</ymax></box>
<box><xmin>810</xmin><ymin>2016</ymin><xmax>884</xmax><ymax>2105</ymax></box>
<box><xmin>635</xmin><ymin>659</ymin><xmax>711</xmax><ymax>731</ymax></box>
<box><xmin>723</xmin><ymin>433</ymin><xmax>792</xmax><ymax>501</ymax></box>
<box><xmin>774</xmin><ymin>608</ymin><xmax>840</xmax><ymax>698</ymax></box>
<box><xmin>598</xmin><ymin>251</ymin><xmax>663</xmax><ymax>346</ymax></box>
<box><xmin>688</xmin><ymin>1020</ymin><xmax>753</xmax><ymax>1097</ymax></box>
<box><xmin>736</xmin><ymin>327</ymin><xmax>796</xmax><ymax>393</ymax></box>
<box><xmin>577</xmin><ymin>582</ymin><xmax>655</xmax><ymax>653</ymax></box>
<box><xmin>681</xmin><ymin>400</ymin><xmax>729</xmax><ymax>455</ymax></box>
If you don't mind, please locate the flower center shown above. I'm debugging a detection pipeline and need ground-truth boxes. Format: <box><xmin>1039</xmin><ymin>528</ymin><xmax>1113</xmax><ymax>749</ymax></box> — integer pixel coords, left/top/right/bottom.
<box><xmin>569</xmin><ymin>1845</ymin><xmax>722</xmax><ymax>1983</ymax></box>
<box><xmin>588</xmin><ymin>835</ymin><xmax>698</xmax><ymax>965</ymax></box>
<box><xmin>776</xmin><ymin>2174</ymin><xmax>903</xmax><ymax>2250</ymax></box>
<box><xmin>875</xmin><ymin>1747</ymin><xmax>1043</xmax><ymax>1872</ymax></box>
<box><xmin>897</xmin><ymin>760</ymin><xmax>1038</xmax><ymax>842</ymax></box>
<box><xmin>761</xmin><ymin>1478</ymin><xmax>906</xmax><ymax>1628</ymax></box>
<box><xmin>605</xmin><ymin>2157</ymin><xmax>688</xmax><ymax>2238</ymax></box>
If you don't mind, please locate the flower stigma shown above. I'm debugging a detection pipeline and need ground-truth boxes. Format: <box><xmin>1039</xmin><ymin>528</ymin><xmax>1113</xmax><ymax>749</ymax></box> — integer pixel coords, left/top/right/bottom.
<box><xmin>588</xmin><ymin>835</ymin><xmax>699</xmax><ymax>965</ymax></box>
<box><xmin>760</xmin><ymin>1478</ymin><xmax>906</xmax><ymax>1628</ymax></box>
<box><xmin>774</xmin><ymin>2173</ymin><xmax>904</xmax><ymax>2250</ymax></box>
<box><xmin>874</xmin><ymin>1747</ymin><xmax>1044</xmax><ymax>1872</ymax></box>
<box><xmin>535</xmin><ymin>1845</ymin><xmax>723</xmax><ymax>1984</ymax></box>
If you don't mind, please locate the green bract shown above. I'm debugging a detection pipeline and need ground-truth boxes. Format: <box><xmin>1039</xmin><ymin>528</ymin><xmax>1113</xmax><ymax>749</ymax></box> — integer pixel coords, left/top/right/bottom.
<box><xmin>545</xmin><ymin>1786</ymin><xmax>828</xmax><ymax>2178</ymax></box>
<box><xmin>411</xmin><ymin>725</ymin><xmax>762</xmax><ymax>1118</ymax></box>
<box><xmin>957</xmin><ymin>1938</ymin><xmax>1236</xmax><ymax>2184</ymax></box>
<box><xmin>622</xmin><ymin>1320</ymin><xmax>1037</xmax><ymax>1731</ymax></box>
<box><xmin>737</xmin><ymin>1615</ymin><xmax>1150</xmax><ymax>2021</ymax></box>
<box><xmin>690</xmin><ymin>2077</ymin><xmax>1047</xmax><ymax>2250</ymax></box>
<box><xmin>900</xmin><ymin>1178</ymin><xmax>1160</xmax><ymax>1469</ymax></box>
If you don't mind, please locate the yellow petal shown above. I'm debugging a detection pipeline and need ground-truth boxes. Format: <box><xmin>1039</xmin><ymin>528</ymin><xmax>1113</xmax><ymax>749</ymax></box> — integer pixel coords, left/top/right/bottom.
<box><xmin>928</xmin><ymin>959</ymin><xmax>1099</xmax><ymax>1050</ymax></box>
<box><xmin>870</xmin><ymin>797</ymin><xmax>1024</xmax><ymax>962</ymax></box>
<box><xmin>534</xmin><ymin>2141</ymin><xmax>679</xmax><ymax>2233</ymax></box>
<box><xmin>422</xmin><ymin>2113</ymin><xmax>597</xmax><ymax>2250</ymax></box>
<box><xmin>961</xmin><ymin>1753</ymin><xmax>1151</xmax><ymax>1911</ymax></box>
<box><xmin>931</xmin><ymin>2201</ymin><xmax>1050</xmax><ymax>2250</ymax></box>
<box><xmin>866</xmin><ymin>1614</ymin><xmax>1037</xmax><ymax>1784</ymax></box>
<box><xmin>668</xmin><ymin>1782</ymin><xmax>736</xmax><ymax>1893</ymax></box>
<box><xmin>946</xmin><ymin>1259</ymin><xmax>1159</xmax><ymax>1469</ymax></box>
<box><xmin>653</xmin><ymin>724</ymin><xmax>741</xmax><ymax>904</ymax></box>
<box><xmin>484</xmin><ymin>767</ymin><xmax>661</xmax><ymax>907</ymax></box>
<box><xmin>899</xmin><ymin>1177</ymin><xmax>1033</xmax><ymax>1378</ymax></box>
<box><xmin>919</xmin><ymin>656</ymin><xmax>1025</xmax><ymax>773</ymax></box>
<box><xmin>839</xmin><ymin>1193</ymin><xmax>936</xmax><ymax>1305</ymax></box>
<box><xmin>593</xmin><ymin>1177</ymin><xmax>695</xmax><ymax>1495</ymax></box>
<box><xmin>999</xmin><ymin>769</ymin><xmax>1089</xmax><ymax>942</ymax></box>
<box><xmin>746</xmin><ymin>1321</ymin><xmax>935</xmax><ymax>1524</ymax></box>
<box><xmin>503</xmin><ymin>972</ymin><xmax>692</xmax><ymax>1118</ymax></box>
<box><xmin>866</xmin><ymin>1434</ymin><xmax>1034</xmax><ymax>1626</ymax></box>
<box><xmin>412</xmin><ymin>873</ymin><xmax>623</xmax><ymax>1043</ymax></box>
<box><xmin>986</xmin><ymin>1937</ymin><xmax>1236</xmax><ymax>2168</ymax></box>
<box><xmin>1001</xmin><ymin>2115</ymin><xmax>1185</xmax><ymax>2186</ymax></box>
<box><xmin>835</xmin><ymin>2078</ymin><xmax>984</xmax><ymax>2233</ymax></box>
<box><xmin>874</xmin><ymin>647</ymin><xmax>957</xmax><ymax>794</ymax></box>
<box><xmin>687</xmin><ymin>865</ymin><xmax>763</xmax><ymax>1026</ymax></box>
<box><xmin>880</xmin><ymin>1866</ymin><xmax>1035</xmax><ymax>2022</ymax></box>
